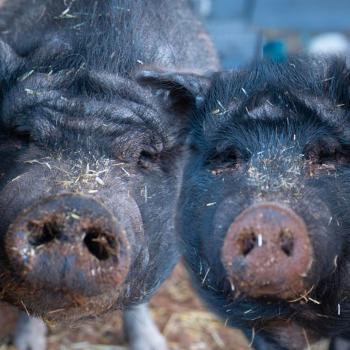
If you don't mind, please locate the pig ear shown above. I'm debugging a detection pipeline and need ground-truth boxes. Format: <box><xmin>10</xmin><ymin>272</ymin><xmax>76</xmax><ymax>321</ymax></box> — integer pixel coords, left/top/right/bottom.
<box><xmin>0</xmin><ymin>40</ymin><xmax>22</xmax><ymax>122</ymax></box>
<box><xmin>0</xmin><ymin>40</ymin><xmax>22</xmax><ymax>84</ymax></box>
<box><xmin>136</xmin><ymin>70</ymin><xmax>211</xmax><ymax>112</ymax></box>
<box><xmin>322</xmin><ymin>58</ymin><xmax>350</xmax><ymax>106</ymax></box>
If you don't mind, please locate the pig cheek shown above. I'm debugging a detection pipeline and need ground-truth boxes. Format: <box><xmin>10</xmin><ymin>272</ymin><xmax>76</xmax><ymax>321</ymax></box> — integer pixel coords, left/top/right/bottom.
<box><xmin>0</xmin><ymin>171</ymin><xmax>53</xmax><ymax>239</ymax></box>
<box><xmin>294</xmin><ymin>191</ymin><xmax>340</xmax><ymax>280</ymax></box>
<box><xmin>211</xmin><ymin>199</ymin><xmax>242</xmax><ymax>246</ymax></box>
<box><xmin>262</xmin><ymin>320</ymin><xmax>323</xmax><ymax>350</ymax></box>
<box><xmin>185</xmin><ymin>191</ymin><xmax>279</xmax><ymax>308</ymax></box>
<box><xmin>98</xmin><ymin>183</ymin><xmax>146</xmax><ymax>264</ymax></box>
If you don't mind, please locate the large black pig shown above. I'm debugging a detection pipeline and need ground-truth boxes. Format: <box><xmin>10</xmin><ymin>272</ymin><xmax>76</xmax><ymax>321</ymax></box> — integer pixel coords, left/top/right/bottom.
<box><xmin>0</xmin><ymin>0</ymin><xmax>218</xmax><ymax>349</ymax></box>
<box><xmin>147</xmin><ymin>56</ymin><xmax>350</xmax><ymax>349</ymax></box>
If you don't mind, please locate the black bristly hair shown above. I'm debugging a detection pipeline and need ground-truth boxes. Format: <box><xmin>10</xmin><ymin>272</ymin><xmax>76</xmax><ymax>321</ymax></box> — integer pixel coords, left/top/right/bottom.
<box><xmin>177</xmin><ymin>55</ymin><xmax>350</xmax><ymax>349</ymax></box>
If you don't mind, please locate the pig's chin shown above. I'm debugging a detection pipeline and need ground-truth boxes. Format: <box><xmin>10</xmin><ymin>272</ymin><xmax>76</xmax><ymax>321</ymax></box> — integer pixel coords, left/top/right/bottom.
<box><xmin>0</xmin><ymin>277</ymin><xmax>122</xmax><ymax>324</ymax></box>
<box><xmin>38</xmin><ymin>290</ymin><xmax>121</xmax><ymax>324</ymax></box>
<box><xmin>219</xmin><ymin>286</ymin><xmax>295</xmax><ymax>322</ymax></box>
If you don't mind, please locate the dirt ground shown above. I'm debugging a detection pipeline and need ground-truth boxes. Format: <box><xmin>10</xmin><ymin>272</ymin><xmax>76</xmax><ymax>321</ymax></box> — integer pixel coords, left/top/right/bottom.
<box><xmin>0</xmin><ymin>263</ymin><xmax>333</xmax><ymax>350</ymax></box>
<box><xmin>0</xmin><ymin>263</ymin><xmax>250</xmax><ymax>350</ymax></box>
<box><xmin>0</xmin><ymin>264</ymin><xmax>332</xmax><ymax>350</ymax></box>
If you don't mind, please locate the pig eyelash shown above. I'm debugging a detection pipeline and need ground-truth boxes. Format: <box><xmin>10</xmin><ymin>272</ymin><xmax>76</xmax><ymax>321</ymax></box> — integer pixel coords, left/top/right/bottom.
<box><xmin>305</xmin><ymin>142</ymin><xmax>350</xmax><ymax>166</ymax></box>
<box><xmin>10</xmin><ymin>126</ymin><xmax>33</xmax><ymax>144</ymax></box>
<box><xmin>138</xmin><ymin>149</ymin><xmax>160</xmax><ymax>169</ymax></box>
<box><xmin>306</xmin><ymin>149</ymin><xmax>335</xmax><ymax>164</ymax></box>
<box><xmin>137</xmin><ymin>140</ymin><xmax>169</xmax><ymax>169</ymax></box>
<box><xmin>205</xmin><ymin>149</ymin><xmax>241</xmax><ymax>175</ymax></box>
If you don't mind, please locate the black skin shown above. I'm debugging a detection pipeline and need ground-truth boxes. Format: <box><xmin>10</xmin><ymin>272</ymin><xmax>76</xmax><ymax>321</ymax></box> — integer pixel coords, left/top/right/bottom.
<box><xmin>0</xmin><ymin>0</ymin><xmax>218</xmax><ymax>337</ymax></box>
<box><xmin>152</xmin><ymin>56</ymin><xmax>350</xmax><ymax>349</ymax></box>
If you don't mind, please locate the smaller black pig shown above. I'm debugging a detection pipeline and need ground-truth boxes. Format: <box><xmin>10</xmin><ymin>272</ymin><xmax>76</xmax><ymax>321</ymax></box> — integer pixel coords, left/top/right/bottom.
<box><xmin>0</xmin><ymin>0</ymin><xmax>218</xmax><ymax>349</ymax></box>
<box><xmin>143</xmin><ymin>56</ymin><xmax>350</xmax><ymax>349</ymax></box>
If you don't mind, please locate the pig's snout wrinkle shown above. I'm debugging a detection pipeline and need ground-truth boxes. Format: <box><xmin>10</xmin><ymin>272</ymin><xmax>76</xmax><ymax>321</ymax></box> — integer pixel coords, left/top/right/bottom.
<box><xmin>222</xmin><ymin>202</ymin><xmax>313</xmax><ymax>299</ymax></box>
<box><xmin>5</xmin><ymin>194</ymin><xmax>131</xmax><ymax>296</ymax></box>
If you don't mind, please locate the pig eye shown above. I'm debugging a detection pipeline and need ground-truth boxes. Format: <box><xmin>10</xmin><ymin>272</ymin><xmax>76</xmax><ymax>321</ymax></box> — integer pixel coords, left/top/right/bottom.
<box><xmin>317</xmin><ymin>149</ymin><xmax>339</xmax><ymax>163</ymax></box>
<box><xmin>138</xmin><ymin>147</ymin><xmax>162</xmax><ymax>169</ymax></box>
<box><xmin>205</xmin><ymin>148</ymin><xmax>240</xmax><ymax>175</ymax></box>
<box><xmin>11</xmin><ymin>126</ymin><xmax>32</xmax><ymax>142</ymax></box>
<box><xmin>305</xmin><ymin>139</ymin><xmax>350</xmax><ymax>174</ymax></box>
<box><xmin>306</xmin><ymin>142</ymin><xmax>342</xmax><ymax>164</ymax></box>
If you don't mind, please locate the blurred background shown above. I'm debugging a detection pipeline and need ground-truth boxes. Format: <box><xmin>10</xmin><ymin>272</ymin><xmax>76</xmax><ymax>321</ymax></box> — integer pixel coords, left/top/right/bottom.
<box><xmin>191</xmin><ymin>0</ymin><xmax>350</xmax><ymax>68</ymax></box>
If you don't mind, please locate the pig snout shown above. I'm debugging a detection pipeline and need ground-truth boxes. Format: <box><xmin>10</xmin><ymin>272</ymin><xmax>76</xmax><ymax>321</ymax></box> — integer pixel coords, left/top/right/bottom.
<box><xmin>221</xmin><ymin>203</ymin><xmax>313</xmax><ymax>299</ymax></box>
<box><xmin>5</xmin><ymin>194</ymin><xmax>131</xmax><ymax>297</ymax></box>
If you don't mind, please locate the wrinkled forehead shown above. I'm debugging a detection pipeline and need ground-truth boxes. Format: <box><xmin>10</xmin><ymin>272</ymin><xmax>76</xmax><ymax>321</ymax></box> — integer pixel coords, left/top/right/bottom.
<box><xmin>199</xmin><ymin>90</ymin><xmax>349</xmax><ymax>150</ymax></box>
<box><xmin>202</xmin><ymin>56</ymin><xmax>350</xmax><ymax>130</ymax></box>
<box><xmin>0</xmin><ymin>69</ymin><xmax>166</xmax><ymax>158</ymax></box>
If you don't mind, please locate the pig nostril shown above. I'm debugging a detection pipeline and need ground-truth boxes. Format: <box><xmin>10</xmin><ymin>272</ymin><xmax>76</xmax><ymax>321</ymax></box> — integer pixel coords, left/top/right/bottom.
<box><xmin>27</xmin><ymin>219</ymin><xmax>63</xmax><ymax>247</ymax></box>
<box><xmin>279</xmin><ymin>229</ymin><xmax>294</xmax><ymax>256</ymax></box>
<box><xmin>83</xmin><ymin>228</ymin><xmax>117</xmax><ymax>261</ymax></box>
<box><xmin>239</xmin><ymin>230</ymin><xmax>257</xmax><ymax>256</ymax></box>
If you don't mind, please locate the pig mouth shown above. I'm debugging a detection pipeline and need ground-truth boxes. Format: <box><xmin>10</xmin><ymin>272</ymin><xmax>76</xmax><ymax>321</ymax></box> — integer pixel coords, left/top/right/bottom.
<box><xmin>0</xmin><ymin>282</ymin><xmax>123</xmax><ymax>323</ymax></box>
<box><xmin>0</xmin><ymin>243</ymin><xmax>128</xmax><ymax>323</ymax></box>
